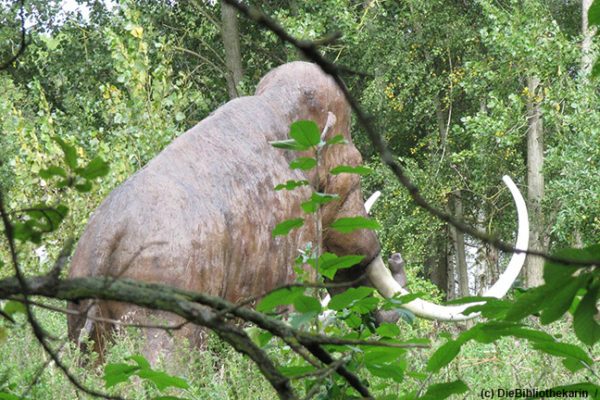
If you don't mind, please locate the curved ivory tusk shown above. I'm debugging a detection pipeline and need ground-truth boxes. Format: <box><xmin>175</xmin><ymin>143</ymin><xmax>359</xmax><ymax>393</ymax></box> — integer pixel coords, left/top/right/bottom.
<box><xmin>366</xmin><ymin>175</ymin><xmax>529</xmax><ymax>321</ymax></box>
<box><xmin>364</xmin><ymin>191</ymin><xmax>381</xmax><ymax>214</ymax></box>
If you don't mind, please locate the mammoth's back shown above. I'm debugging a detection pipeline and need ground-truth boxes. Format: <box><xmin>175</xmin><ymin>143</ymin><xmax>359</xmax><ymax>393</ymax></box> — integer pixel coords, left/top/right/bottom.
<box><xmin>69</xmin><ymin>94</ymin><xmax>314</xmax><ymax>303</ymax></box>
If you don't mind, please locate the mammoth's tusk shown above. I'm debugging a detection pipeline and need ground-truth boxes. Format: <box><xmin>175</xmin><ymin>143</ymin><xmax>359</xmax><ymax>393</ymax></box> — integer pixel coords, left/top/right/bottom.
<box><xmin>367</xmin><ymin>175</ymin><xmax>529</xmax><ymax>321</ymax></box>
<box><xmin>364</xmin><ymin>191</ymin><xmax>381</xmax><ymax>214</ymax></box>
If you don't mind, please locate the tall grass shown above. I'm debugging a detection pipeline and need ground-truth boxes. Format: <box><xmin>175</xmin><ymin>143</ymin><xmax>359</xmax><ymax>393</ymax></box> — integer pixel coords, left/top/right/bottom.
<box><xmin>0</xmin><ymin>300</ymin><xmax>597</xmax><ymax>399</ymax></box>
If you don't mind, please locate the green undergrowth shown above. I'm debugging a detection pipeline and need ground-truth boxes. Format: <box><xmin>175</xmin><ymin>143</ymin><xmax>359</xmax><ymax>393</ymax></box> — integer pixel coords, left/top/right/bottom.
<box><xmin>0</xmin><ymin>300</ymin><xmax>597</xmax><ymax>399</ymax></box>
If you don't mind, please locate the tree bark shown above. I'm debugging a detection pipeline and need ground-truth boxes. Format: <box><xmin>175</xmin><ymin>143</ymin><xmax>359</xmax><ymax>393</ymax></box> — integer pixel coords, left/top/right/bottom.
<box><xmin>525</xmin><ymin>75</ymin><xmax>545</xmax><ymax>287</ymax></box>
<box><xmin>450</xmin><ymin>190</ymin><xmax>469</xmax><ymax>298</ymax></box>
<box><xmin>221</xmin><ymin>1</ymin><xmax>244</xmax><ymax>99</ymax></box>
<box><xmin>582</xmin><ymin>0</ymin><xmax>597</xmax><ymax>78</ymax></box>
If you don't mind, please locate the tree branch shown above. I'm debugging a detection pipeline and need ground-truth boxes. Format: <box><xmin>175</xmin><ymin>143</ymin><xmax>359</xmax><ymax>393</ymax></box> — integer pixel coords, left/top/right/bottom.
<box><xmin>0</xmin><ymin>0</ymin><xmax>27</xmax><ymax>70</ymax></box>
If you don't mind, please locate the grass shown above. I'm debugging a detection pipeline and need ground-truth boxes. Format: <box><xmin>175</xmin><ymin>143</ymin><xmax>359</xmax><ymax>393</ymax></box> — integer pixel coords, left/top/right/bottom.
<box><xmin>0</xmin><ymin>300</ymin><xmax>598</xmax><ymax>399</ymax></box>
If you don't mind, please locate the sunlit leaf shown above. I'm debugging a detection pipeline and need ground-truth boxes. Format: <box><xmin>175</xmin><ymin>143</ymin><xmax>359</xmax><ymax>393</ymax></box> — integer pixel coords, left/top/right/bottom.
<box><xmin>318</xmin><ymin>253</ymin><xmax>364</xmax><ymax>279</ymax></box>
<box><xmin>274</xmin><ymin>180</ymin><xmax>309</xmax><ymax>191</ymax></box>
<box><xmin>328</xmin><ymin>287</ymin><xmax>374</xmax><ymax>310</ymax></box>
<box><xmin>376</xmin><ymin>323</ymin><xmax>401</xmax><ymax>338</ymax></box>
<box><xmin>290</xmin><ymin>120</ymin><xmax>320</xmax><ymax>147</ymax></box>
<box><xmin>330</xmin><ymin>217</ymin><xmax>380</xmax><ymax>233</ymax></box>
<box><xmin>269</xmin><ymin>139</ymin><xmax>308</xmax><ymax>151</ymax></box>
<box><xmin>289</xmin><ymin>157</ymin><xmax>316</xmax><ymax>170</ymax></box>
<box><xmin>257</xmin><ymin>287</ymin><xmax>304</xmax><ymax>312</ymax></box>
<box><xmin>330</xmin><ymin>165</ymin><xmax>373</xmax><ymax>175</ymax></box>
<box><xmin>136</xmin><ymin>369</ymin><xmax>189</xmax><ymax>391</ymax></box>
<box><xmin>293</xmin><ymin>295</ymin><xmax>322</xmax><ymax>313</ymax></box>
<box><xmin>103</xmin><ymin>363</ymin><xmax>139</xmax><ymax>388</ymax></box>
<box><xmin>272</xmin><ymin>218</ymin><xmax>304</xmax><ymax>237</ymax></box>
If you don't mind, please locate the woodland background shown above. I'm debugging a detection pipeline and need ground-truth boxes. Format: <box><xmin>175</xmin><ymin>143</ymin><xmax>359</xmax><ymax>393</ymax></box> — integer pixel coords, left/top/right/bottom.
<box><xmin>0</xmin><ymin>0</ymin><xmax>599</xmax><ymax>399</ymax></box>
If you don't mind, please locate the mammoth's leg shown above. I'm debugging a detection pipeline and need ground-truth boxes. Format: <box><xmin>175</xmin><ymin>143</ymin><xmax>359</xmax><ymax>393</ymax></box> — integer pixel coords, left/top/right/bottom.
<box><xmin>67</xmin><ymin>300</ymin><xmax>114</xmax><ymax>363</ymax></box>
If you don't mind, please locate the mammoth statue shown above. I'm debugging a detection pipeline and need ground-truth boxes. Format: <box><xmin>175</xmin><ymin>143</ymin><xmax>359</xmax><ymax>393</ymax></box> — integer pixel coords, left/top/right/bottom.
<box><xmin>67</xmin><ymin>62</ymin><xmax>529</xmax><ymax>358</ymax></box>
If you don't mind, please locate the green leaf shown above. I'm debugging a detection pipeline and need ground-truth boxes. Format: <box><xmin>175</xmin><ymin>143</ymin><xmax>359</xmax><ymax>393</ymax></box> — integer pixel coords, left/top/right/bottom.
<box><xmin>362</xmin><ymin>345</ymin><xmax>406</xmax><ymax>364</ymax></box>
<box><xmin>540</xmin><ymin>275</ymin><xmax>589</xmax><ymax>324</ymax></box>
<box><xmin>318</xmin><ymin>253</ymin><xmax>364</xmax><ymax>280</ymax></box>
<box><xmin>75</xmin><ymin>181</ymin><xmax>93</xmax><ymax>192</ymax></box>
<box><xmin>562</xmin><ymin>357</ymin><xmax>586</xmax><ymax>373</ymax></box>
<box><xmin>301</xmin><ymin>200</ymin><xmax>317</xmax><ymax>214</ymax></box>
<box><xmin>330</xmin><ymin>165</ymin><xmax>373</xmax><ymax>175</ymax></box>
<box><xmin>351</xmin><ymin>296</ymin><xmax>379</xmax><ymax>314</ymax></box>
<box><xmin>272</xmin><ymin>218</ymin><xmax>304</xmax><ymax>237</ymax></box>
<box><xmin>278</xmin><ymin>365</ymin><xmax>317</xmax><ymax>377</ymax></box>
<box><xmin>78</xmin><ymin>157</ymin><xmax>110</xmax><ymax>179</ymax></box>
<box><xmin>312</xmin><ymin>192</ymin><xmax>339</xmax><ymax>205</ymax></box>
<box><xmin>256</xmin><ymin>287</ymin><xmax>304</xmax><ymax>312</ymax></box>
<box><xmin>592</xmin><ymin>61</ymin><xmax>600</xmax><ymax>79</ymax></box>
<box><xmin>39</xmin><ymin>166</ymin><xmax>67</xmax><ymax>179</ymax></box>
<box><xmin>427</xmin><ymin>340</ymin><xmax>462</xmax><ymax>372</ymax></box>
<box><xmin>531</xmin><ymin>341</ymin><xmax>593</xmax><ymax>366</ymax></box>
<box><xmin>53</xmin><ymin>136</ymin><xmax>78</xmax><ymax>169</ymax></box>
<box><xmin>3</xmin><ymin>301</ymin><xmax>26</xmax><ymax>317</ymax></box>
<box><xmin>269</xmin><ymin>139</ymin><xmax>309</xmax><ymax>151</ymax></box>
<box><xmin>330</xmin><ymin>217</ymin><xmax>380</xmax><ymax>233</ymax></box>
<box><xmin>126</xmin><ymin>355</ymin><xmax>151</xmax><ymax>369</ymax></box>
<box><xmin>288</xmin><ymin>311</ymin><xmax>318</xmax><ymax>329</ymax></box>
<box><xmin>274</xmin><ymin>180</ymin><xmax>309</xmax><ymax>191</ymax></box>
<box><xmin>325</xmin><ymin>134</ymin><xmax>346</xmax><ymax>145</ymax></box>
<box><xmin>505</xmin><ymin>285</ymin><xmax>551</xmax><ymax>321</ymax></box>
<box><xmin>589</xmin><ymin>0</ymin><xmax>600</xmax><ymax>27</ymax></box>
<box><xmin>293</xmin><ymin>295</ymin><xmax>322</xmax><ymax>313</ymax></box>
<box><xmin>420</xmin><ymin>380</ymin><xmax>469</xmax><ymax>400</ymax></box>
<box><xmin>258</xmin><ymin>331</ymin><xmax>273</xmax><ymax>347</ymax></box>
<box><xmin>328</xmin><ymin>287</ymin><xmax>374</xmax><ymax>310</ymax></box>
<box><xmin>289</xmin><ymin>157</ymin><xmax>316</xmax><ymax>170</ymax></box>
<box><xmin>376</xmin><ymin>323</ymin><xmax>401</xmax><ymax>338</ymax></box>
<box><xmin>102</xmin><ymin>363</ymin><xmax>140</xmax><ymax>388</ymax></box>
<box><xmin>543</xmin><ymin>247</ymin><xmax>597</xmax><ymax>285</ymax></box>
<box><xmin>0</xmin><ymin>327</ymin><xmax>7</xmax><ymax>343</ymax></box>
<box><xmin>508</xmin><ymin>327</ymin><xmax>555</xmax><ymax>343</ymax></box>
<box><xmin>290</xmin><ymin>120</ymin><xmax>320</xmax><ymax>147</ymax></box>
<box><xmin>573</xmin><ymin>285</ymin><xmax>600</xmax><ymax>346</ymax></box>
<box><xmin>0</xmin><ymin>393</ymin><xmax>24</xmax><ymax>400</ymax></box>
<box><xmin>365</xmin><ymin>361</ymin><xmax>405</xmax><ymax>383</ymax></box>
<box><xmin>136</xmin><ymin>369</ymin><xmax>189</xmax><ymax>391</ymax></box>
<box><xmin>314</xmin><ymin>192</ymin><xmax>338</xmax><ymax>204</ymax></box>
<box><xmin>460</xmin><ymin>298</ymin><xmax>511</xmax><ymax>319</ymax></box>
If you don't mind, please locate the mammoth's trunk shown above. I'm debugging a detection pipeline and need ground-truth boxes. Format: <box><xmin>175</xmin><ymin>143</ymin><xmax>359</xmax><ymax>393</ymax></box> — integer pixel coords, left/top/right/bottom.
<box><xmin>367</xmin><ymin>176</ymin><xmax>529</xmax><ymax>321</ymax></box>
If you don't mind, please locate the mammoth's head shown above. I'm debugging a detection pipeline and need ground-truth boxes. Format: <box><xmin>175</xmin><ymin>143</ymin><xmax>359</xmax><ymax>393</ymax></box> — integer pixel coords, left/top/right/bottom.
<box><xmin>259</xmin><ymin>63</ymin><xmax>530</xmax><ymax>322</ymax></box>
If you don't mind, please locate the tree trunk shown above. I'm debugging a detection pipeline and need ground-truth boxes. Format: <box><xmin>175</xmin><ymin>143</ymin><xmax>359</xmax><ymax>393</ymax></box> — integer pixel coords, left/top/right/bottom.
<box><xmin>446</xmin><ymin>226</ymin><xmax>456</xmax><ymax>301</ymax></box>
<box><xmin>425</xmin><ymin>233</ymin><xmax>449</xmax><ymax>300</ymax></box>
<box><xmin>450</xmin><ymin>190</ymin><xmax>469</xmax><ymax>298</ymax></box>
<box><xmin>221</xmin><ymin>1</ymin><xmax>243</xmax><ymax>99</ymax></box>
<box><xmin>582</xmin><ymin>0</ymin><xmax>597</xmax><ymax>78</ymax></box>
<box><xmin>525</xmin><ymin>75</ymin><xmax>545</xmax><ymax>288</ymax></box>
